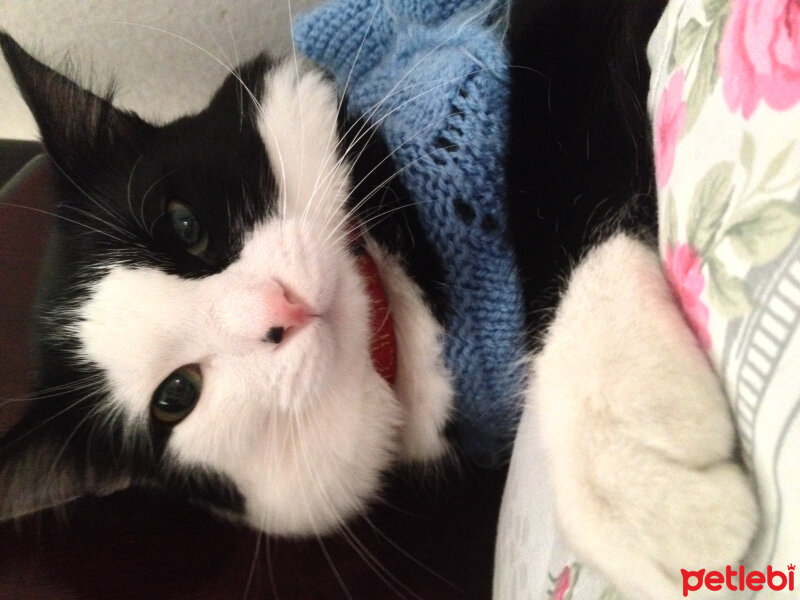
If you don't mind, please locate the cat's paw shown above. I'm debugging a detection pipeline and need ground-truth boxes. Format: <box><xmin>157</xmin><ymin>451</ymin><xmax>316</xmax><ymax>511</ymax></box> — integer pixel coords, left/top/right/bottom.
<box><xmin>534</xmin><ymin>234</ymin><xmax>759</xmax><ymax>599</ymax></box>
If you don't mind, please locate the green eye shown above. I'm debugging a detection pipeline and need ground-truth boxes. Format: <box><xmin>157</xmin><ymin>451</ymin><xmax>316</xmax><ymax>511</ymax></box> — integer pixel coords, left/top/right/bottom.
<box><xmin>151</xmin><ymin>364</ymin><xmax>202</xmax><ymax>424</ymax></box>
<box><xmin>167</xmin><ymin>200</ymin><xmax>209</xmax><ymax>256</ymax></box>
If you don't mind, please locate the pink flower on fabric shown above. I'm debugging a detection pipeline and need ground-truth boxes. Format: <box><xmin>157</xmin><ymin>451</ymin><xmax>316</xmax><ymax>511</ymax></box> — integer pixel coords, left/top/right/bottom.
<box><xmin>665</xmin><ymin>243</ymin><xmax>711</xmax><ymax>351</ymax></box>
<box><xmin>552</xmin><ymin>566</ymin><xmax>572</xmax><ymax>600</ymax></box>
<box><xmin>655</xmin><ymin>70</ymin><xmax>686</xmax><ymax>188</ymax></box>
<box><xmin>719</xmin><ymin>0</ymin><xmax>800</xmax><ymax>119</ymax></box>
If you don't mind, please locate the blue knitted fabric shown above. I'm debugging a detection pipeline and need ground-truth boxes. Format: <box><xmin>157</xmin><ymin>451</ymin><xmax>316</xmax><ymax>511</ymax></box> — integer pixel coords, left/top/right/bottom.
<box><xmin>294</xmin><ymin>0</ymin><xmax>527</xmax><ymax>464</ymax></box>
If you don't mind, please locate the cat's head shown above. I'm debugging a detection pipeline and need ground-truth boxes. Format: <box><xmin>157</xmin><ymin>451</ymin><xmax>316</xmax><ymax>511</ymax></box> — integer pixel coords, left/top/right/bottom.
<box><xmin>0</xmin><ymin>32</ymin><xmax>452</xmax><ymax>535</ymax></box>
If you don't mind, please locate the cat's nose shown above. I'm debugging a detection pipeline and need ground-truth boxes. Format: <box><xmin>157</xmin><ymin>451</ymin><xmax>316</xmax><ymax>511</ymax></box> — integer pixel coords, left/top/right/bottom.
<box><xmin>263</xmin><ymin>281</ymin><xmax>314</xmax><ymax>344</ymax></box>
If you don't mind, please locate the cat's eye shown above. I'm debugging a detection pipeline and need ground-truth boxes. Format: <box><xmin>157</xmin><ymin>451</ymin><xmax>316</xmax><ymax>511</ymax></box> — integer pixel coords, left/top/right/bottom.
<box><xmin>151</xmin><ymin>364</ymin><xmax>202</xmax><ymax>424</ymax></box>
<box><xmin>166</xmin><ymin>200</ymin><xmax>209</xmax><ymax>256</ymax></box>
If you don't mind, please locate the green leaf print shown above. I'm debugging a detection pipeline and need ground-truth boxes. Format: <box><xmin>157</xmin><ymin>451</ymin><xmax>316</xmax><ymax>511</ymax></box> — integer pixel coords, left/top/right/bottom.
<box><xmin>662</xmin><ymin>190</ymin><xmax>679</xmax><ymax>247</ymax></box>
<box><xmin>670</xmin><ymin>18</ymin><xmax>704</xmax><ymax>71</ymax></box>
<box><xmin>684</xmin><ymin>16</ymin><xmax>724</xmax><ymax>134</ymax></box>
<box><xmin>704</xmin><ymin>0</ymin><xmax>729</xmax><ymax>21</ymax></box>
<box><xmin>755</xmin><ymin>142</ymin><xmax>797</xmax><ymax>192</ymax></box>
<box><xmin>599</xmin><ymin>588</ymin><xmax>627</xmax><ymax>600</ymax></box>
<box><xmin>706</xmin><ymin>256</ymin><xmax>752</xmax><ymax>317</ymax></box>
<box><xmin>687</xmin><ymin>161</ymin><xmax>734</xmax><ymax>253</ymax></box>
<box><xmin>726</xmin><ymin>200</ymin><xmax>800</xmax><ymax>265</ymax></box>
<box><xmin>739</xmin><ymin>132</ymin><xmax>756</xmax><ymax>174</ymax></box>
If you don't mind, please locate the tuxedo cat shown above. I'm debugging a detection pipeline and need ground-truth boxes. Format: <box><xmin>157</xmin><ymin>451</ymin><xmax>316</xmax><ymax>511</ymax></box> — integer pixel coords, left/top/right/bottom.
<box><xmin>0</xmin><ymin>30</ymin><xmax>457</xmax><ymax>535</ymax></box>
<box><xmin>0</xmin><ymin>0</ymin><xmax>757</xmax><ymax>596</ymax></box>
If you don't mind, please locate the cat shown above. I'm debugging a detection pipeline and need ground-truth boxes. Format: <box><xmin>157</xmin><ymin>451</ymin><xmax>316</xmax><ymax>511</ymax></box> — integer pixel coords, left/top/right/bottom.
<box><xmin>0</xmin><ymin>0</ymin><xmax>758</xmax><ymax>596</ymax></box>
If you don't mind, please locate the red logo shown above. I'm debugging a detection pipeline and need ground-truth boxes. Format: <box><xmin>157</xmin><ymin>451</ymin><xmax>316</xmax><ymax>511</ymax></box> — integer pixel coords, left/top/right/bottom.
<box><xmin>681</xmin><ymin>564</ymin><xmax>795</xmax><ymax>596</ymax></box>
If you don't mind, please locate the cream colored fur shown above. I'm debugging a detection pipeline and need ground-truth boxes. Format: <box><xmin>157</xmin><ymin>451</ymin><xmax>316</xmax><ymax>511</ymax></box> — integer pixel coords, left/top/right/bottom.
<box><xmin>533</xmin><ymin>234</ymin><xmax>759</xmax><ymax>599</ymax></box>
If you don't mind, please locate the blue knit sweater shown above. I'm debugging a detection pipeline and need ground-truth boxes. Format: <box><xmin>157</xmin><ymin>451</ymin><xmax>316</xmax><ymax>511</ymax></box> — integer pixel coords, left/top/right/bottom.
<box><xmin>294</xmin><ymin>0</ymin><xmax>527</xmax><ymax>464</ymax></box>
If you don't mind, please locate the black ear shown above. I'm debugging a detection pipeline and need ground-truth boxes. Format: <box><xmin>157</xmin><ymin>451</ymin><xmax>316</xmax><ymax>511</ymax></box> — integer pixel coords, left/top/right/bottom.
<box><xmin>206</xmin><ymin>52</ymin><xmax>270</xmax><ymax>126</ymax></box>
<box><xmin>0</xmin><ymin>398</ymin><xmax>130</xmax><ymax>520</ymax></box>
<box><xmin>0</xmin><ymin>31</ymin><xmax>150</xmax><ymax>171</ymax></box>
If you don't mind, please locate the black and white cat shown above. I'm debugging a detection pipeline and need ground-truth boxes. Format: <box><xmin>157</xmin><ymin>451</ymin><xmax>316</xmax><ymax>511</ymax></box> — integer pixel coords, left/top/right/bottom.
<box><xmin>0</xmin><ymin>0</ymin><xmax>758</xmax><ymax>596</ymax></box>
<box><xmin>0</xmin><ymin>31</ymin><xmax>456</xmax><ymax>536</ymax></box>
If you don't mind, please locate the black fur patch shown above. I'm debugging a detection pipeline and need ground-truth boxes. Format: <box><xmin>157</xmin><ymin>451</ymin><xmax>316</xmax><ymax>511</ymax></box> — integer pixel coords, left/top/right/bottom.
<box><xmin>505</xmin><ymin>0</ymin><xmax>665</xmax><ymax>342</ymax></box>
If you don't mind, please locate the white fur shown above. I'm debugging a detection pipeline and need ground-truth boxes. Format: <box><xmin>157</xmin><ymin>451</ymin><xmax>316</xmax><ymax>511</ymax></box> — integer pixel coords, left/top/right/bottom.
<box><xmin>533</xmin><ymin>234</ymin><xmax>758</xmax><ymax>599</ymax></box>
<box><xmin>75</xmin><ymin>58</ymin><xmax>452</xmax><ymax>535</ymax></box>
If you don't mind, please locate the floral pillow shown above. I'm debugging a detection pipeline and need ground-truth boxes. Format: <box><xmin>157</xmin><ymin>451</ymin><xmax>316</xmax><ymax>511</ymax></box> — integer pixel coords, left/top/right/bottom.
<box><xmin>652</xmin><ymin>0</ymin><xmax>800</xmax><ymax>586</ymax></box>
<box><xmin>495</xmin><ymin>1</ymin><xmax>800</xmax><ymax>598</ymax></box>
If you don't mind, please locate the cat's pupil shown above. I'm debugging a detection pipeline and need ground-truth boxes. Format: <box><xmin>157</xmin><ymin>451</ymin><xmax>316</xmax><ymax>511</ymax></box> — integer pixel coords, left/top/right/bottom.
<box><xmin>169</xmin><ymin>204</ymin><xmax>201</xmax><ymax>246</ymax></box>
<box><xmin>161</xmin><ymin>376</ymin><xmax>191</xmax><ymax>405</ymax></box>
<box><xmin>151</xmin><ymin>365</ymin><xmax>202</xmax><ymax>424</ymax></box>
<box><xmin>165</xmin><ymin>200</ymin><xmax>209</xmax><ymax>257</ymax></box>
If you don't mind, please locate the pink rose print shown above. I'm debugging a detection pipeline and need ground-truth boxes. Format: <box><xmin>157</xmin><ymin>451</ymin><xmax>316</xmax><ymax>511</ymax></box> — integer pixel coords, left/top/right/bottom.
<box><xmin>655</xmin><ymin>70</ymin><xmax>686</xmax><ymax>188</ymax></box>
<box><xmin>552</xmin><ymin>566</ymin><xmax>572</xmax><ymax>600</ymax></box>
<box><xmin>665</xmin><ymin>243</ymin><xmax>711</xmax><ymax>351</ymax></box>
<box><xmin>719</xmin><ymin>0</ymin><xmax>800</xmax><ymax>119</ymax></box>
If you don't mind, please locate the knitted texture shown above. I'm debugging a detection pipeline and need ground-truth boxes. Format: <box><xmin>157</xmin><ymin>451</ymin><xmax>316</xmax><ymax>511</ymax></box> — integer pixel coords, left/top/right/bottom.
<box><xmin>294</xmin><ymin>0</ymin><xmax>526</xmax><ymax>464</ymax></box>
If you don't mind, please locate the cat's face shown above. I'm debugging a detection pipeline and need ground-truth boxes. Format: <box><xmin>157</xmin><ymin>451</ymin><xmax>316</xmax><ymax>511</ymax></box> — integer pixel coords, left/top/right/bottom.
<box><xmin>0</xmin><ymin>33</ymin><xmax>452</xmax><ymax>534</ymax></box>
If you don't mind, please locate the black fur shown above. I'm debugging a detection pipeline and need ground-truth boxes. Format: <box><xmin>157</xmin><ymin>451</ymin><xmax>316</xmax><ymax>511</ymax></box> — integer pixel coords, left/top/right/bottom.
<box><xmin>506</xmin><ymin>0</ymin><xmax>666</xmax><ymax>341</ymax></box>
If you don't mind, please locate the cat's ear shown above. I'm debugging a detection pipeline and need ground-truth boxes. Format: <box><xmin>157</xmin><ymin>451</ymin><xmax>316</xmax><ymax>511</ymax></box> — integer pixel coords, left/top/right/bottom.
<box><xmin>207</xmin><ymin>53</ymin><xmax>270</xmax><ymax>125</ymax></box>
<box><xmin>0</xmin><ymin>31</ymin><xmax>151</xmax><ymax>170</ymax></box>
<box><xmin>0</xmin><ymin>401</ymin><xmax>130</xmax><ymax>520</ymax></box>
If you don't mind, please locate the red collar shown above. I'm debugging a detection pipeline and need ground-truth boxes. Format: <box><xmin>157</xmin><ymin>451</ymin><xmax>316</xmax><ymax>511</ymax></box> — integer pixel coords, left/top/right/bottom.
<box><xmin>355</xmin><ymin>250</ymin><xmax>397</xmax><ymax>387</ymax></box>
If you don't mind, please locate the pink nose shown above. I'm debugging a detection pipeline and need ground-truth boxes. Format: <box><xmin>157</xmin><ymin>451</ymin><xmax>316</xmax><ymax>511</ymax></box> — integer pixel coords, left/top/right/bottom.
<box><xmin>263</xmin><ymin>282</ymin><xmax>314</xmax><ymax>343</ymax></box>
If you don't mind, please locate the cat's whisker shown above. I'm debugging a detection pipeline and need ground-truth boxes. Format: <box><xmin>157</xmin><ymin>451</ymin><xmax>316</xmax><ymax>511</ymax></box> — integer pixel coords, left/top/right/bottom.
<box><xmin>1</xmin><ymin>202</ymin><xmax>133</xmax><ymax>246</ymax></box>
<box><xmin>111</xmin><ymin>22</ymin><xmax>272</xmax><ymax>141</ymax></box>
<box><xmin>326</xmin><ymin>0</ymin><xmax>503</xmax><ymax>165</ymax></box>
<box><xmin>336</xmin><ymin>63</ymin><xmax>496</xmax><ymax>165</ymax></box>
<box><xmin>324</xmin><ymin>198</ymin><xmax>432</xmax><ymax>262</ymax></box>
<box><xmin>126</xmin><ymin>155</ymin><xmax>146</xmax><ymax>232</ymax></box>
<box><xmin>312</xmin><ymin>67</ymin><xmax>495</xmax><ymax>243</ymax></box>
<box><xmin>320</xmin><ymin>107</ymin><xmax>463</xmax><ymax>247</ymax></box>
<box><xmin>202</xmin><ymin>20</ymin><xmax>252</xmax><ymax>133</ymax></box>
<box><xmin>361</xmin><ymin>510</ymin><xmax>468</xmax><ymax>596</ymax></box>
<box><xmin>319</xmin><ymin>141</ymin><xmax>448</xmax><ymax>253</ymax></box>
<box><xmin>300</xmin><ymin>1</ymin><xmax>382</xmax><ymax>233</ymax></box>
<box><xmin>264</xmin><ymin>534</ymin><xmax>281</xmax><ymax>600</ymax></box>
<box><xmin>337</xmin><ymin>522</ymin><xmax>425</xmax><ymax>600</ymax></box>
<box><xmin>281</xmin><ymin>402</ymin><xmax>355</xmax><ymax>600</ymax></box>
<box><xmin>0</xmin><ymin>376</ymin><xmax>105</xmax><ymax>409</ymax></box>
<box><xmin>333</xmin><ymin>0</ymin><xmax>382</xmax><ymax>112</ymax></box>
<box><xmin>62</xmin><ymin>203</ymin><xmax>137</xmax><ymax>240</ymax></box>
<box><xmin>241</xmin><ymin>530</ymin><xmax>263</xmax><ymax>600</ymax></box>
<box><xmin>45</xmin><ymin>155</ymin><xmax>130</xmax><ymax>229</ymax></box>
<box><xmin>47</xmin><ymin>399</ymin><xmax>110</xmax><ymax>483</ymax></box>
<box><xmin>286</xmin><ymin>391</ymin><xmax>425</xmax><ymax>600</ymax></box>
<box><xmin>307</xmin><ymin>49</ymin><xmax>458</xmax><ymax>224</ymax></box>
<box><xmin>316</xmin><ymin>533</ymin><xmax>355</xmax><ymax>600</ymax></box>
<box><xmin>288</xmin><ymin>12</ymin><xmax>308</xmax><ymax>239</ymax></box>
<box><xmin>317</xmin><ymin>79</ymin><xmax>433</xmax><ymax>203</ymax></box>
<box><xmin>140</xmin><ymin>168</ymin><xmax>179</xmax><ymax>238</ymax></box>
<box><xmin>0</xmin><ymin>389</ymin><xmax>100</xmax><ymax>454</ymax></box>
<box><xmin>280</xmin><ymin>8</ymin><xmax>494</xmax><ymax>243</ymax></box>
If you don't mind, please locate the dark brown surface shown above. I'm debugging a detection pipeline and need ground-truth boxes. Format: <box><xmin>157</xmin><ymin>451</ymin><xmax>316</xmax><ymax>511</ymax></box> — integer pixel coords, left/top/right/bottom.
<box><xmin>0</xmin><ymin>151</ymin><xmax>506</xmax><ymax>600</ymax></box>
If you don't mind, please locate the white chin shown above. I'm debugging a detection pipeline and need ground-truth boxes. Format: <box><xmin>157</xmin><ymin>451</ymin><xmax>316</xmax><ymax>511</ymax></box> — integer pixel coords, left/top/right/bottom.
<box><xmin>241</xmin><ymin>365</ymin><xmax>402</xmax><ymax>536</ymax></box>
